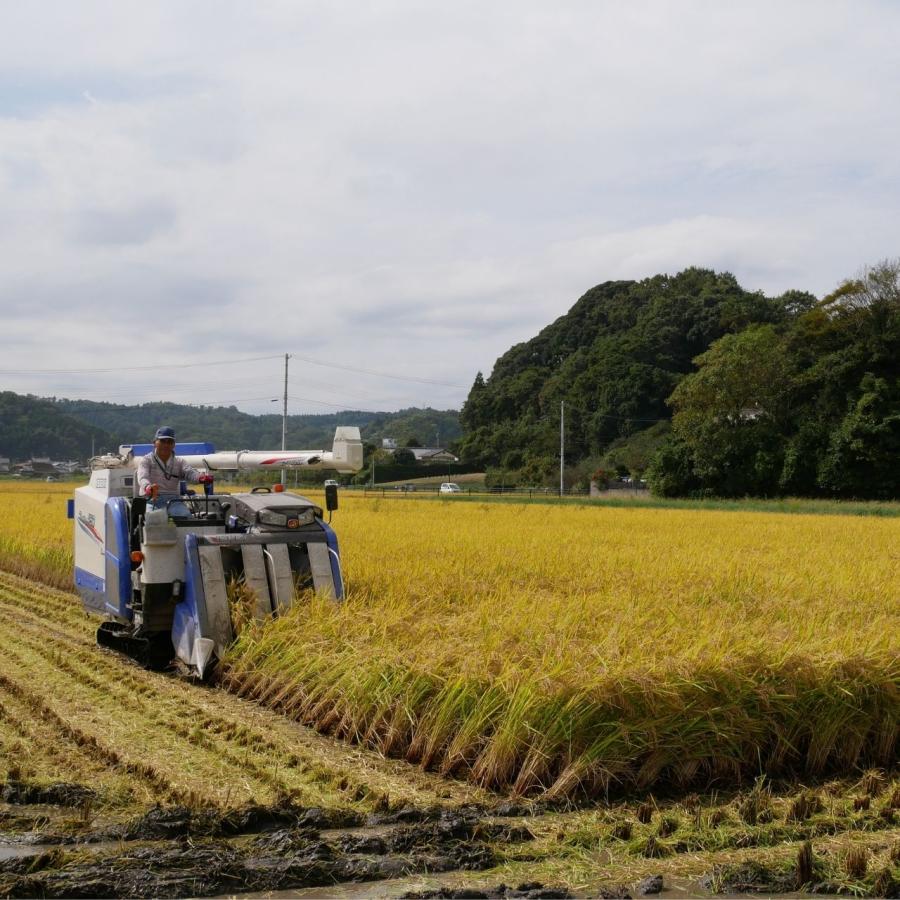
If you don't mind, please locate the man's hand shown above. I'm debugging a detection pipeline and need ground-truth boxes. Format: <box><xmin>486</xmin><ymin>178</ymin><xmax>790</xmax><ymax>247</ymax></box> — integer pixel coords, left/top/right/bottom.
<box><xmin>198</xmin><ymin>474</ymin><xmax>214</xmax><ymax>485</ymax></box>
<box><xmin>145</xmin><ymin>484</ymin><xmax>159</xmax><ymax>500</ymax></box>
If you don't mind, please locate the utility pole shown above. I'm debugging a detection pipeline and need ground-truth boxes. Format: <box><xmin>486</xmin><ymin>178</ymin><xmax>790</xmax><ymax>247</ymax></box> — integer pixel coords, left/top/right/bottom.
<box><xmin>559</xmin><ymin>400</ymin><xmax>565</xmax><ymax>497</ymax></box>
<box><xmin>281</xmin><ymin>353</ymin><xmax>290</xmax><ymax>486</ymax></box>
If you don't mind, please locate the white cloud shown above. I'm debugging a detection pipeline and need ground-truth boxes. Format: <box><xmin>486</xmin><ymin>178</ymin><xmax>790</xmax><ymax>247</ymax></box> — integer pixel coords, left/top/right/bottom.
<box><xmin>0</xmin><ymin>1</ymin><xmax>897</xmax><ymax>415</ymax></box>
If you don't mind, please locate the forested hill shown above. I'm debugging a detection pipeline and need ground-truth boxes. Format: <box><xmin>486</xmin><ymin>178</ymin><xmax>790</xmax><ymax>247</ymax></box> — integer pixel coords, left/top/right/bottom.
<box><xmin>459</xmin><ymin>262</ymin><xmax>900</xmax><ymax>499</ymax></box>
<box><xmin>54</xmin><ymin>400</ymin><xmax>460</xmax><ymax>452</ymax></box>
<box><xmin>1</xmin><ymin>395</ymin><xmax>459</xmax><ymax>460</ymax></box>
<box><xmin>458</xmin><ymin>267</ymin><xmax>806</xmax><ymax>472</ymax></box>
<box><xmin>0</xmin><ymin>392</ymin><xmax>114</xmax><ymax>461</ymax></box>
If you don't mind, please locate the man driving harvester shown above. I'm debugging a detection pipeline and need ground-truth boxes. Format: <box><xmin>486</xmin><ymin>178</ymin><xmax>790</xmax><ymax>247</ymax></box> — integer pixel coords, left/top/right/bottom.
<box><xmin>137</xmin><ymin>426</ymin><xmax>213</xmax><ymax>515</ymax></box>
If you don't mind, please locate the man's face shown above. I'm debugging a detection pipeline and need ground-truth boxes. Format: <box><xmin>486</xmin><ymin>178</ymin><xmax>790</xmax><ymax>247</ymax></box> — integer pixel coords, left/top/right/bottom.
<box><xmin>155</xmin><ymin>438</ymin><xmax>175</xmax><ymax>460</ymax></box>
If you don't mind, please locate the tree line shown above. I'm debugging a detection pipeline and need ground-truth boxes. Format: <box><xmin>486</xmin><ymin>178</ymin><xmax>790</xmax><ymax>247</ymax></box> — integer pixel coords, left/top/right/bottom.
<box><xmin>0</xmin><ymin>394</ymin><xmax>460</xmax><ymax>463</ymax></box>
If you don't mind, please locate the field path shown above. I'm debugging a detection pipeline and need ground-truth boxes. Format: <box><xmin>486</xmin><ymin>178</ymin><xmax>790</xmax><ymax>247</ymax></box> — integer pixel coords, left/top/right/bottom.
<box><xmin>0</xmin><ymin>568</ymin><xmax>489</xmax><ymax>815</ymax></box>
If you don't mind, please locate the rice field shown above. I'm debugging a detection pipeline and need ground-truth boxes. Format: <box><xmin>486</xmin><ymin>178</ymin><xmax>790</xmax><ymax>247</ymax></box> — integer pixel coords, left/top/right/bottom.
<box><xmin>2</xmin><ymin>481</ymin><xmax>894</xmax><ymax>800</ymax></box>
<box><xmin>0</xmin><ymin>480</ymin><xmax>897</xmax><ymax>896</ymax></box>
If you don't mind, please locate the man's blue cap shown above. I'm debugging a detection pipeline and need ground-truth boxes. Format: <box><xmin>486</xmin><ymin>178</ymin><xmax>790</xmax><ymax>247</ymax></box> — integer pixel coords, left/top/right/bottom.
<box><xmin>154</xmin><ymin>426</ymin><xmax>176</xmax><ymax>441</ymax></box>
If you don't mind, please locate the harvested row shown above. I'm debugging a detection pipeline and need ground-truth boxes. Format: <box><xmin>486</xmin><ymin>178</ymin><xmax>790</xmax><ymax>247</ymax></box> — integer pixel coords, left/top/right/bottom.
<box><xmin>0</xmin><ymin>569</ymin><xmax>488</xmax><ymax>814</ymax></box>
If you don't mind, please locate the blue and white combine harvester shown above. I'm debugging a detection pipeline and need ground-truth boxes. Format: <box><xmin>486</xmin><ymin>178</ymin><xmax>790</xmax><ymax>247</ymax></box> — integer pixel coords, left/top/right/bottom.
<box><xmin>70</xmin><ymin>428</ymin><xmax>363</xmax><ymax>677</ymax></box>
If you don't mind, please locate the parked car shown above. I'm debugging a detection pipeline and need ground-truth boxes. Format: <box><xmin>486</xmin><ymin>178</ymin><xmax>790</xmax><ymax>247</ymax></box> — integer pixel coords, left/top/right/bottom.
<box><xmin>439</xmin><ymin>482</ymin><xmax>461</xmax><ymax>494</ymax></box>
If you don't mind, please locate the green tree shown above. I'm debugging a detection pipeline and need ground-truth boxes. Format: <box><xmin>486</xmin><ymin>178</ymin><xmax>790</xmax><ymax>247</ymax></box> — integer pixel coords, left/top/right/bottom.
<box><xmin>665</xmin><ymin>325</ymin><xmax>794</xmax><ymax>495</ymax></box>
<box><xmin>817</xmin><ymin>374</ymin><xmax>900</xmax><ymax>498</ymax></box>
<box><xmin>393</xmin><ymin>447</ymin><xmax>416</xmax><ymax>465</ymax></box>
<box><xmin>645</xmin><ymin>437</ymin><xmax>700</xmax><ymax>497</ymax></box>
<box><xmin>600</xmin><ymin>421</ymin><xmax>671</xmax><ymax>478</ymax></box>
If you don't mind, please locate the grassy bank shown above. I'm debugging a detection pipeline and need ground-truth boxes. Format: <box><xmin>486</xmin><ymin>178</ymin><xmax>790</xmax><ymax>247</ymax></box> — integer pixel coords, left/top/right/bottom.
<box><xmin>355</xmin><ymin>485</ymin><xmax>900</xmax><ymax>517</ymax></box>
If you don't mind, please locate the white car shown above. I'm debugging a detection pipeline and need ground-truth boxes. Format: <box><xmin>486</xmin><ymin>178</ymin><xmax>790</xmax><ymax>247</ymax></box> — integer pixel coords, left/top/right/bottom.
<box><xmin>439</xmin><ymin>482</ymin><xmax>461</xmax><ymax>494</ymax></box>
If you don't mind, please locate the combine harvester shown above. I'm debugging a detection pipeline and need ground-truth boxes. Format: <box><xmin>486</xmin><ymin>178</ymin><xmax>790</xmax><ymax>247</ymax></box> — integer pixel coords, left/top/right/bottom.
<box><xmin>70</xmin><ymin>428</ymin><xmax>363</xmax><ymax>677</ymax></box>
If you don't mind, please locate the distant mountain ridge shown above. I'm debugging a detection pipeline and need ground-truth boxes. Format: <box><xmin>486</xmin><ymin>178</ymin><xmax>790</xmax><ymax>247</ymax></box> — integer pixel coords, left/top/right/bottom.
<box><xmin>0</xmin><ymin>392</ymin><xmax>113</xmax><ymax>461</ymax></box>
<box><xmin>0</xmin><ymin>393</ymin><xmax>460</xmax><ymax>461</ymax></box>
<box><xmin>7</xmin><ymin>259</ymin><xmax>895</xmax><ymax>502</ymax></box>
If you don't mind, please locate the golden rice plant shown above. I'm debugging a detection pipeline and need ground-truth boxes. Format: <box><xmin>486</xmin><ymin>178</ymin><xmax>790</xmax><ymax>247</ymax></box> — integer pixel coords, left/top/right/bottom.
<box><xmin>0</xmin><ymin>483</ymin><xmax>73</xmax><ymax>589</ymax></box>
<box><xmin>226</xmin><ymin>575</ymin><xmax>260</xmax><ymax>640</ymax></box>
<box><xmin>221</xmin><ymin>495</ymin><xmax>899</xmax><ymax>798</ymax></box>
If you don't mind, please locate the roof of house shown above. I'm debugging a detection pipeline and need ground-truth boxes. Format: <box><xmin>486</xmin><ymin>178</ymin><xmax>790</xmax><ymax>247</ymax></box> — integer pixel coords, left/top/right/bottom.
<box><xmin>403</xmin><ymin>447</ymin><xmax>459</xmax><ymax>462</ymax></box>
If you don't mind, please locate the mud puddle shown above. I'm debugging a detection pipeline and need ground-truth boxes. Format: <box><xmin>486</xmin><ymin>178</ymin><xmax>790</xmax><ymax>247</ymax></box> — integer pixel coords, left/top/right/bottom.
<box><xmin>0</xmin><ymin>845</ymin><xmax>48</xmax><ymax>863</ymax></box>
<box><xmin>236</xmin><ymin>880</ymin><xmax>583</xmax><ymax>899</ymax></box>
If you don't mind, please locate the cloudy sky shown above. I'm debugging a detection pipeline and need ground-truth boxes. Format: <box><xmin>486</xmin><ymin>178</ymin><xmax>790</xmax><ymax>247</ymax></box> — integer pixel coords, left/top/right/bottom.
<box><xmin>1</xmin><ymin>1</ymin><xmax>898</xmax><ymax>415</ymax></box>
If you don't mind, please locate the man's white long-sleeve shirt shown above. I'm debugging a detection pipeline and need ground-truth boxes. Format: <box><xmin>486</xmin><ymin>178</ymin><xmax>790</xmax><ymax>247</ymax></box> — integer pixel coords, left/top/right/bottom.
<box><xmin>136</xmin><ymin>452</ymin><xmax>202</xmax><ymax>496</ymax></box>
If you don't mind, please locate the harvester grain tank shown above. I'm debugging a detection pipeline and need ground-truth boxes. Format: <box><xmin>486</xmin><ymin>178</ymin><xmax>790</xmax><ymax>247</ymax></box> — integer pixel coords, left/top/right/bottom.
<box><xmin>70</xmin><ymin>427</ymin><xmax>363</xmax><ymax>677</ymax></box>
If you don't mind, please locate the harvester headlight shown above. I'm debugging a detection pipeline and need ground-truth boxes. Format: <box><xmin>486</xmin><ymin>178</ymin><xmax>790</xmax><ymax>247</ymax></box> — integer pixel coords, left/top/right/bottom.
<box><xmin>258</xmin><ymin>507</ymin><xmax>316</xmax><ymax>529</ymax></box>
<box><xmin>259</xmin><ymin>510</ymin><xmax>287</xmax><ymax>527</ymax></box>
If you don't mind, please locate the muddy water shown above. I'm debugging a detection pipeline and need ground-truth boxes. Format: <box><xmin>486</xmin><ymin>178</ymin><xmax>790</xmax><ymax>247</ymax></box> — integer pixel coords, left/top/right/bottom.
<box><xmin>225</xmin><ymin>875</ymin><xmax>462</xmax><ymax>899</ymax></box>
<box><xmin>0</xmin><ymin>844</ymin><xmax>46</xmax><ymax>863</ymax></box>
<box><xmin>221</xmin><ymin>877</ymin><xmax>831</xmax><ymax>899</ymax></box>
<box><xmin>232</xmin><ymin>876</ymin><xmax>848</xmax><ymax>900</ymax></box>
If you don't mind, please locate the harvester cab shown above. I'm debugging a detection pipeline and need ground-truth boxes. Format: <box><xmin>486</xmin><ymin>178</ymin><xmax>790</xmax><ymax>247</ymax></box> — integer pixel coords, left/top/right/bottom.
<box><xmin>70</xmin><ymin>427</ymin><xmax>363</xmax><ymax>677</ymax></box>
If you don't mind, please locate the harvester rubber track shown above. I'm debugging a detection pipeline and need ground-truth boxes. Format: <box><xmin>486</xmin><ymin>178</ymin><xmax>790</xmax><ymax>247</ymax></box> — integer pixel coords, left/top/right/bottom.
<box><xmin>96</xmin><ymin>622</ymin><xmax>173</xmax><ymax>671</ymax></box>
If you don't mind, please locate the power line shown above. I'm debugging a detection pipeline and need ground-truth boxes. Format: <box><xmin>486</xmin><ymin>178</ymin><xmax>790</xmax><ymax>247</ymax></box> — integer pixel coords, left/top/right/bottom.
<box><xmin>1</xmin><ymin>349</ymin><xmax>469</xmax><ymax>390</ymax></box>
<box><xmin>288</xmin><ymin>396</ymin><xmax>385</xmax><ymax>413</ymax></box>
<box><xmin>287</xmin><ymin>376</ymin><xmax>393</xmax><ymax>404</ymax></box>
<box><xmin>0</xmin><ymin>354</ymin><xmax>283</xmax><ymax>376</ymax></box>
<box><xmin>59</xmin><ymin>391</ymin><xmax>388</xmax><ymax>414</ymax></box>
<box><xmin>289</xmin><ymin>352</ymin><xmax>468</xmax><ymax>388</ymax></box>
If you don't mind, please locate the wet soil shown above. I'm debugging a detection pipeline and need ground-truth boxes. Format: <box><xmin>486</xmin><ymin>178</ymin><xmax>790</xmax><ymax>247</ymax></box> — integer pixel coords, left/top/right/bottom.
<box><xmin>697</xmin><ymin>861</ymin><xmax>899</xmax><ymax>898</ymax></box>
<box><xmin>1</xmin><ymin>781</ymin><xmax>98</xmax><ymax>808</ymax></box>
<box><xmin>401</xmin><ymin>884</ymin><xmax>576</xmax><ymax>898</ymax></box>
<box><xmin>1</xmin><ymin>779</ymin><xmax>896</xmax><ymax>898</ymax></box>
<box><xmin>0</xmin><ymin>795</ymin><xmax>531</xmax><ymax>899</ymax></box>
